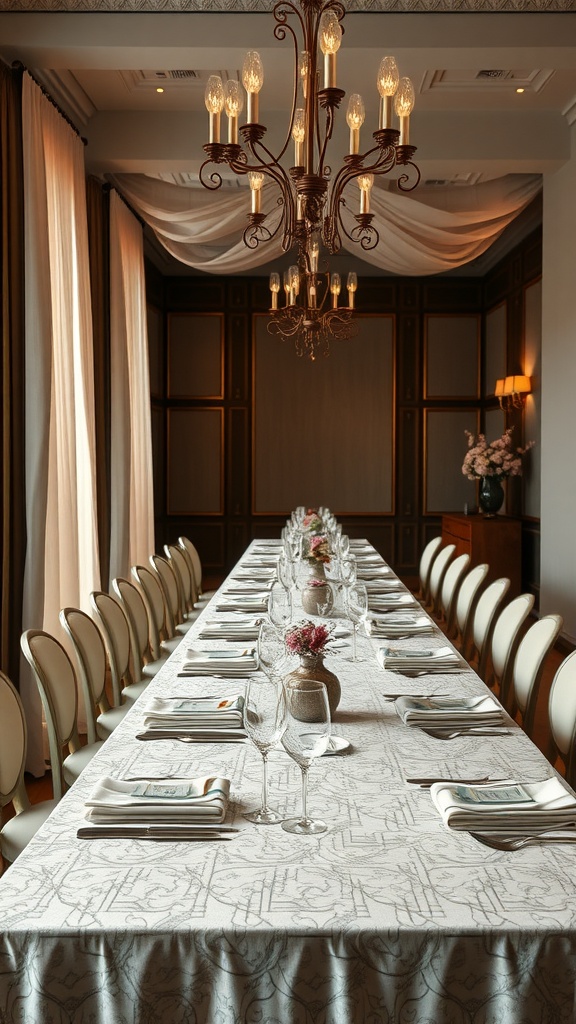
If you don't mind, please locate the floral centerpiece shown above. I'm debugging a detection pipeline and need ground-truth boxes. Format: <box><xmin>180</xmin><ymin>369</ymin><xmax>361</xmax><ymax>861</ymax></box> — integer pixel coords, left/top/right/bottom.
<box><xmin>284</xmin><ymin>620</ymin><xmax>340</xmax><ymax>715</ymax></box>
<box><xmin>462</xmin><ymin>428</ymin><xmax>534</xmax><ymax>480</ymax></box>
<box><xmin>285</xmin><ymin>620</ymin><xmax>334</xmax><ymax>657</ymax></box>
<box><xmin>304</xmin><ymin>534</ymin><xmax>331</xmax><ymax>566</ymax></box>
<box><xmin>462</xmin><ymin>428</ymin><xmax>534</xmax><ymax>515</ymax></box>
<box><xmin>302</xmin><ymin>508</ymin><xmax>323</xmax><ymax>533</ymax></box>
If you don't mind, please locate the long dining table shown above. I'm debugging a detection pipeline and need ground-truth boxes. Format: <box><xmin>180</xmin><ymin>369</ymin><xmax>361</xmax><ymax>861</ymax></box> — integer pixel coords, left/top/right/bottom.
<box><xmin>1</xmin><ymin>539</ymin><xmax>576</xmax><ymax>1024</ymax></box>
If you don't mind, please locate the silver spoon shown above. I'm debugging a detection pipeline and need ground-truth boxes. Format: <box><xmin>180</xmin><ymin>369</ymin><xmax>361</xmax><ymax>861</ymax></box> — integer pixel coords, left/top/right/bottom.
<box><xmin>420</xmin><ymin>727</ymin><xmax>511</xmax><ymax>740</ymax></box>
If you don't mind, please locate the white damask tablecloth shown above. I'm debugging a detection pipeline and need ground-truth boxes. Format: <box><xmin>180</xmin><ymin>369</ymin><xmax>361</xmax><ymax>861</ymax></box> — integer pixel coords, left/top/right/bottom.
<box><xmin>1</xmin><ymin>542</ymin><xmax>576</xmax><ymax>1024</ymax></box>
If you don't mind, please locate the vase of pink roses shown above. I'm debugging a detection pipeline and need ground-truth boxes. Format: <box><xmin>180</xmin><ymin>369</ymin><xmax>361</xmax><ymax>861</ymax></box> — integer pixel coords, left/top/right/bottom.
<box><xmin>284</xmin><ymin>620</ymin><xmax>340</xmax><ymax>717</ymax></box>
<box><xmin>301</xmin><ymin>535</ymin><xmax>333</xmax><ymax>614</ymax></box>
<box><xmin>462</xmin><ymin>428</ymin><xmax>534</xmax><ymax>516</ymax></box>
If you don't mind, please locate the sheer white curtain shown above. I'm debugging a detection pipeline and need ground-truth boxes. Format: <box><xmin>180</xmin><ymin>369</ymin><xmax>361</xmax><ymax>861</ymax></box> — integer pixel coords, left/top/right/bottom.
<box><xmin>108</xmin><ymin>172</ymin><xmax>542</xmax><ymax>276</ymax></box>
<box><xmin>108</xmin><ymin>190</ymin><xmax>154</xmax><ymax>582</ymax></box>
<box><xmin>21</xmin><ymin>73</ymin><xmax>101</xmax><ymax>774</ymax></box>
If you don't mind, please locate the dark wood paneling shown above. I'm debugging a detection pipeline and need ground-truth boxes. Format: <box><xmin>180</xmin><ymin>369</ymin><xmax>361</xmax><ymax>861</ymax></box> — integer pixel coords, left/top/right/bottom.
<box><xmin>227</xmin><ymin>407</ymin><xmax>249</xmax><ymax>516</ymax></box>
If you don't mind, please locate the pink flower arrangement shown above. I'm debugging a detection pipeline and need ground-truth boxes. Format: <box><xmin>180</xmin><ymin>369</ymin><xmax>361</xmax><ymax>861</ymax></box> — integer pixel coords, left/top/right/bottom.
<box><xmin>462</xmin><ymin>428</ymin><xmax>534</xmax><ymax>480</ymax></box>
<box><xmin>285</xmin><ymin>620</ymin><xmax>334</xmax><ymax>657</ymax></box>
<box><xmin>302</xmin><ymin>508</ymin><xmax>323</xmax><ymax>532</ymax></box>
<box><xmin>305</xmin><ymin>534</ymin><xmax>331</xmax><ymax>565</ymax></box>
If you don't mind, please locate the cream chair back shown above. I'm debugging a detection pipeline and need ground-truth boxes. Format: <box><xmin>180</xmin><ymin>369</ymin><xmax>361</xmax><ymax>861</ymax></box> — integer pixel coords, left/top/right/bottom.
<box><xmin>59</xmin><ymin>608</ymin><xmax>110</xmax><ymax>745</ymax></box>
<box><xmin>90</xmin><ymin>591</ymin><xmax>132</xmax><ymax>706</ymax></box>
<box><xmin>0</xmin><ymin>670</ymin><xmax>29</xmax><ymax>812</ymax></box>
<box><xmin>490</xmin><ymin>593</ymin><xmax>535</xmax><ymax>708</ymax></box>
<box><xmin>455</xmin><ymin>563</ymin><xmax>489</xmax><ymax>645</ymax></box>
<box><xmin>439</xmin><ymin>553</ymin><xmax>470</xmax><ymax>629</ymax></box>
<box><xmin>548</xmin><ymin>650</ymin><xmax>576</xmax><ymax>787</ymax></box>
<box><xmin>471</xmin><ymin>577</ymin><xmax>511</xmax><ymax>679</ymax></box>
<box><xmin>513</xmin><ymin>614</ymin><xmax>563</xmax><ymax>736</ymax></box>
<box><xmin>113</xmin><ymin>577</ymin><xmax>150</xmax><ymax>682</ymax></box>
<box><xmin>179</xmin><ymin>535</ymin><xmax>203</xmax><ymax>597</ymax></box>
<box><xmin>165</xmin><ymin>543</ymin><xmax>194</xmax><ymax>615</ymax></box>
<box><xmin>132</xmin><ymin>564</ymin><xmax>168</xmax><ymax>659</ymax></box>
<box><xmin>428</xmin><ymin>544</ymin><xmax>455</xmax><ymax>615</ymax></box>
<box><xmin>149</xmin><ymin>554</ymin><xmax>180</xmax><ymax>633</ymax></box>
<box><xmin>417</xmin><ymin>536</ymin><xmax>442</xmax><ymax>603</ymax></box>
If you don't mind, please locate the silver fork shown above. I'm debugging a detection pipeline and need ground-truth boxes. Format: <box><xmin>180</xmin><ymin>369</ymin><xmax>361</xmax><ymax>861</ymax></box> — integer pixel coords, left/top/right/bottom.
<box><xmin>421</xmin><ymin>727</ymin><xmax>511</xmax><ymax>739</ymax></box>
<box><xmin>469</xmin><ymin>823</ymin><xmax>576</xmax><ymax>850</ymax></box>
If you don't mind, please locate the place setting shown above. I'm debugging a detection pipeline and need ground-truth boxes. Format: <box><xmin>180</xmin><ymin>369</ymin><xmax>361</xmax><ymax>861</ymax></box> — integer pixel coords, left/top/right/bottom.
<box><xmin>135</xmin><ymin>694</ymin><xmax>248</xmax><ymax>743</ymax></box>
<box><xmin>392</xmin><ymin>692</ymin><xmax>512</xmax><ymax>740</ymax></box>
<box><xmin>366</xmin><ymin>613</ymin><xmax>436</xmax><ymax>639</ymax></box>
<box><xmin>197</xmin><ymin>617</ymin><xmax>263</xmax><ymax>641</ymax></box>
<box><xmin>376</xmin><ymin>644</ymin><xmax>466</xmax><ymax>677</ymax></box>
<box><xmin>178</xmin><ymin>646</ymin><xmax>258</xmax><ymax>677</ymax></box>
<box><xmin>77</xmin><ymin>774</ymin><xmax>237</xmax><ymax>842</ymax></box>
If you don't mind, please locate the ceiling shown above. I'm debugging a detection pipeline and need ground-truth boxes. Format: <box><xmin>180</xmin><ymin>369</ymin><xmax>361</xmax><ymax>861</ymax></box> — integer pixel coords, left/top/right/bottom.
<box><xmin>1</xmin><ymin>5</ymin><xmax>575</xmax><ymax>275</ymax></box>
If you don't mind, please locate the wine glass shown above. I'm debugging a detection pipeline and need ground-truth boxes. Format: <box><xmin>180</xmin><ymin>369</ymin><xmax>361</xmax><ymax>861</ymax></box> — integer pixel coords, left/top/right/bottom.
<box><xmin>268</xmin><ymin>581</ymin><xmax>293</xmax><ymax>631</ymax></box>
<box><xmin>345</xmin><ymin>581</ymin><xmax>368</xmax><ymax>662</ymax></box>
<box><xmin>243</xmin><ymin>674</ymin><xmax>287</xmax><ymax>825</ymax></box>
<box><xmin>340</xmin><ymin>557</ymin><xmax>357</xmax><ymax>587</ymax></box>
<box><xmin>257</xmin><ymin>620</ymin><xmax>289</xmax><ymax>677</ymax></box>
<box><xmin>281</xmin><ymin>678</ymin><xmax>331</xmax><ymax>835</ymax></box>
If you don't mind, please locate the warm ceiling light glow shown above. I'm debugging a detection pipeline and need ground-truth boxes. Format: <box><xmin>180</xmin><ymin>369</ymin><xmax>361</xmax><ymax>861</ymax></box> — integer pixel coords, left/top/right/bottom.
<box><xmin>516</xmin><ymin>87</ymin><xmax>525</xmax><ymax>94</ymax></box>
<box><xmin>156</xmin><ymin>87</ymin><xmax>164</xmax><ymax>94</ymax></box>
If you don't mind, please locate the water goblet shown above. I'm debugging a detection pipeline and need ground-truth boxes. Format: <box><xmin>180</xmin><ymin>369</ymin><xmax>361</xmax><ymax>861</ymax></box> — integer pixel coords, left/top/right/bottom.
<box><xmin>243</xmin><ymin>673</ymin><xmax>287</xmax><ymax>825</ymax></box>
<box><xmin>340</xmin><ymin>556</ymin><xmax>357</xmax><ymax>587</ymax></box>
<box><xmin>257</xmin><ymin>619</ymin><xmax>289</xmax><ymax>676</ymax></box>
<box><xmin>281</xmin><ymin>678</ymin><xmax>331</xmax><ymax>835</ymax></box>
<box><xmin>268</xmin><ymin>581</ymin><xmax>293</xmax><ymax>631</ymax></box>
<box><xmin>345</xmin><ymin>581</ymin><xmax>368</xmax><ymax>662</ymax></box>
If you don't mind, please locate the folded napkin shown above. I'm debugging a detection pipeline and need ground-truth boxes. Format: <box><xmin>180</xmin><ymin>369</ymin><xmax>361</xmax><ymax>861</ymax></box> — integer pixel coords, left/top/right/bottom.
<box><xmin>216</xmin><ymin>596</ymin><xmax>269</xmax><ymax>613</ymax></box>
<box><xmin>378</xmin><ymin>645</ymin><xmax>462</xmax><ymax>674</ymax></box>
<box><xmin>364</xmin><ymin>579</ymin><xmax>403</xmax><ymax>592</ymax></box>
<box><xmin>224</xmin><ymin>581</ymin><xmax>274</xmax><ymax>595</ymax></box>
<box><xmin>198</xmin><ymin>618</ymin><xmax>261</xmax><ymax>641</ymax></box>
<box><xmin>181</xmin><ymin>648</ymin><xmax>257</xmax><ymax>675</ymax></box>
<box><xmin>355</xmin><ymin>555</ymin><xmax>386</xmax><ymax>566</ymax></box>
<box><xmin>85</xmin><ymin>775</ymin><xmax>230</xmax><ymax>824</ymax></box>
<box><xmin>394</xmin><ymin>693</ymin><xmax>505</xmax><ymax>727</ymax></box>
<box><xmin>357</xmin><ymin>567</ymin><xmax>391</xmax><ymax>579</ymax></box>
<box><xmin>430</xmin><ymin>777</ymin><xmax>576</xmax><ymax>833</ymax></box>
<box><xmin>241</xmin><ymin>557</ymin><xmax>278</xmax><ymax>568</ymax></box>
<box><xmin>233</xmin><ymin>568</ymin><xmax>276</xmax><ymax>580</ymax></box>
<box><xmin>144</xmin><ymin>695</ymin><xmax>245</xmax><ymax>729</ymax></box>
<box><xmin>369</xmin><ymin>593</ymin><xmax>416</xmax><ymax>611</ymax></box>
<box><xmin>366</xmin><ymin>614</ymin><xmax>434</xmax><ymax>638</ymax></box>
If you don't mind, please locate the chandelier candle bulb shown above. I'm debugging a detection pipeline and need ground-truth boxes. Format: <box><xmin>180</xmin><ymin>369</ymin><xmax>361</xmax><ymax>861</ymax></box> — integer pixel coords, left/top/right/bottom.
<box><xmin>248</xmin><ymin>171</ymin><xmax>264</xmax><ymax>214</ymax></box>
<box><xmin>330</xmin><ymin>273</ymin><xmax>341</xmax><ymax>308</ymax></box>
<box><xmin>242</xmin><ymin>50</ymin><xmax>264</xmax><ymax>124</ymax></box>
<box><xmin>394</xmin><ymin>77</ymin><xmax>415</xmax><ymax>145</ymax></box>
<box><xmin>319</xmin><ymin>10</ymin><xmax>342</xmax><ymax>89</ymax></box>
<box><xmin>347</xmin><ymin>272</ymin><xmax>358</xmax><ymax>308</ymax></box>
<box><xmin>292</xmin><ymin>108</ymin><xmax>306</xmax><ymax>167</ymax></box>
<box><xmin>377</xmin><ymin>56</ymin><xmax>399</xmax><ymax>129</ymax></box>
<box><xmin>205</xmin><ymin>75</ymin><xmax>225</xmax><ymax>143</ymax></box>
<box><xmin>358</xmin><ymin>173</ymin><xmax>374</xmax><ymax>214</ymax></box>
<box><xmin>269</xmin><ymin>272</ymin><xmax>280</xmax><ymax>310</ymax></box>
<box><xmin>346</xmin><ymin>94</ymin><xmax>365</xmax><ymax>155</ymax></box>
<box><xmin>224</xmin><ymin>79</ymin><xmax>244</xmax><ymax>144</ymax></box>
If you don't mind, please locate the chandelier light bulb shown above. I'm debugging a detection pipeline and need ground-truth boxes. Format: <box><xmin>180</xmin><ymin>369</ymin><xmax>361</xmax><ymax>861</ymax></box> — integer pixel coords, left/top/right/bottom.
<box><xmin>269</xmin><ymin>271</ymin><xmax>281</xmax><ymax>309</ymax></box>
<box><xmin>394</xmin><ymin>76</ymin><xmax>415</xmax><ymax>144</ymax></box>
<box><xmin>377</xmin><ymin>56</ymin><xmax>399</xmax><ymax>129</ymax></box>
<box><xmin>357</xmin><ymin>173</ymin><xmax>374</xmax><ymax>214</ymax></box>
<box><xmin>308</xmin><ymin>233</ymin><xmax>320</xmax><ymax>273</ymax></box>
<box><xmin>346</xmin><ymin>93</ymin><xmax>365</xmax><ymax>154</ymax></box>
<box><xmin>242</xmin><ymin>50</ymin><xmax>264</xmax><ymax>123</ymax></box>
<box><xmin>205</xmin><ymin>75</ymin><xmax>225</xmax><ymax>142</ymax></box>
<box><xmin>319</xmin><ymin>11</ymin><xmax>342</xmax><ymax>88</ymax></box>
<box><xmin>298</xmin><ymin>51</ymin><xmax>310</xmax><ymax>100</ymax></box>
<box><xmin>289</xmin><ymin>264</ymin><xmax>300</xmax><ymax>296</ymax></box>
<box><xmin>347</xmin><ymin>271</ymin><xmax>358</xmax><ymax>308</ymax></box>
<box><xmin>292</xmin><ymin>108</ymin><xmax>306</xmax><ymax>166</ymax></box>
<box><xmin>224</xmin><ymin>79</ymin><xmax>244</xmax><ymax>144</ymax></box>
<box><xmin>248</xmin><ymin>170</ymin><xmax>265</xmax><ymax>214</ymax></box>
<box><xmin>330</xmin><ymin>272</ymin><xmax>341</xmax><ymax>308</ymax></box>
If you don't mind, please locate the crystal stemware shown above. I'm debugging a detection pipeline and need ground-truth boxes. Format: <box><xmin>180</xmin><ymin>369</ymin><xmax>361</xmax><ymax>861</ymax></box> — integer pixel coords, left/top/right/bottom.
<box><xmin>281</xmin><ymin>678</ymin><xmax>331</xmax><ymax>835</ymax></box>
<box><xmin>345</xmin><ymin>581</ymin><xmax>368</xmax><ymax>661</ymax></box>
<box><xmin>243</xmin><ymin>673</ymin><xmax>287</xmax><ymax>825</ymax></box>
<box><xmin>268</xmin><ymin>581</ymin><xmax>293</xmax><ymax>631</ymax></box>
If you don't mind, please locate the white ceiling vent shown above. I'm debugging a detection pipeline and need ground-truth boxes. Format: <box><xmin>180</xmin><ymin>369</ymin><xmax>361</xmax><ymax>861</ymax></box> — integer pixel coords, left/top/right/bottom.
<box><xmin>477</xmin><ymin>70</ymin><xmax>512</xmax><ymax>80</ymax></box>
<box><xmin>153</xmin><ymin>70</ymin><xmax>199</xmax><ymax>80</ymax></box>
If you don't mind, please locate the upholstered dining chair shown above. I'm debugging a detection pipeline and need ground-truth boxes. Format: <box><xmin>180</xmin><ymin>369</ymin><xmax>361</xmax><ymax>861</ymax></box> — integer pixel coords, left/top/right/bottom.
<box><xmin>178</xmin><ymin>536</ymin><xmax>217</xmax><ymax>606</ymax></box>
<box><xmin>467</xmin><ymin>577</ymin><xmax>511</xmax><ymax>679</ymax></box>
<box><xmin>20</xmin><ymin>629</ymin><xmax>105</xmax><ymax>801</ymax></box>
<box><xmin>90</xmin><ymin>591</ymin><xmax>149</xmax><ymax>706</ymax></box>
<box><xmin>131</xmin><ymin>563</ymin><xmax>182</xmax><ymax>657</ymax></box>
<box><xmin>59</xmin><ymin>607</ymin><xmax>130</xmax><ymax>741</ymax></box>
<box><xmin>149</xmin><ymin>554</ymin><xmax>194</xmax><ymax>638</ymax></box>
<box><xmin>0</xmin><ymin>670</ymin><xmax>58</xmax><ymax>866</ymax></box>
<box><xmin>437</xmin><ymin>552</ymin><xmax>470</xmax><ymax>631</ymax></box>
<box><xmin>488</xmin><ymin>593</ymin><xmax>535</xmax><ymax>706</ymax></box>
<box><xmin>511</xmin><ymin>614</ymin><xmax>563</xmax><ymax>737</ymax></box>
<box><xmin>547</xmin><ymin>650</ymin><xmax>576</xmax><ymax>787</ymax></box>
<box><xmin>415</xmin><ymin>536</ymin><xmax>442</xmax><ymax>605</ymax></box>
<box><xmin>427</xmin><ymin>543</ymin><xmax>456</xmax><ymax>616</ymax></box>
<box><xmin>164</xmin><ymin>543</ymin><xmax>201</xmax><ymax>623</ymax></box>
<box><xmin>452</xmin><ymin>562</ymin><xmax>489</xmax><ymax>652</ymax></box>
<box><xmin>112</xmin><ymin>576</ymin><xmax>169</xmax><ymax>683</ymax></box>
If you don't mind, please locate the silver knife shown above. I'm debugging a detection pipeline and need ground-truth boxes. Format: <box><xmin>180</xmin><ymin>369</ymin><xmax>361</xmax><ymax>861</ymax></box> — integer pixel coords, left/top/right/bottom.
<box><xmin>405</xmin><ymin>776</ymin><xmax>512</xmax><ymax>788</ymax></box>
<box><xmin>77</xmin><ymin>825</ymin><xmax>238</xmax><ymax>840</ymax></box>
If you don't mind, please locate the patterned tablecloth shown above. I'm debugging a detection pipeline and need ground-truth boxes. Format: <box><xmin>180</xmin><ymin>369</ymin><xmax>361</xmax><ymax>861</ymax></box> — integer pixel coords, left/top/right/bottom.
<box><xmin>0</xmin><ymin>541</ymin><xmax>575</xmax><ymax>1024</ymax></box>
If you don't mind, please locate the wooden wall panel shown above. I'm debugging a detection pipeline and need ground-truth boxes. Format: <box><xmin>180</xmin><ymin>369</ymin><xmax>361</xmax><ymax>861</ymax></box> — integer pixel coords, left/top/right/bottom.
<box><xmin>167</xmin><ymin>408</ymin><xmax>223</xmax><ymax>514</ymax></box>
<box><xmin>485</xmin><ymin>302</ymin><xmax>507</xmax><ymax>398</ymax></box>
<box><xmin>168</xmin><ymin>313</ymin><xmax>223</xmax><ymax>398</ymax></box>
<box><xmin>523</xmin><ymin>278</ymin><xmax>542</xmax><ymax>520</ymax></box>
<box><xmin>253</xmin><ymin>315</ymin><xmax>394</xmax><ymax>515</ymax></box>
<box><xmin>147</xmin><ymin>304</ymin><xmax>163</xmax><ymax>398</ymax></box>
<box><xmin>424</xmin><ymin>408</ymin><xmax>480</xmax><ymax>514</ymax></box>
<box><xmin>425</xmin><ymin>315</ymin><xmax>480</xmax><ymax>399</ymax></box>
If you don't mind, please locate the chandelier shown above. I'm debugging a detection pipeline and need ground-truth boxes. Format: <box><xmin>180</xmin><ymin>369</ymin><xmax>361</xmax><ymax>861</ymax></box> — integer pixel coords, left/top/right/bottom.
<box><xmin>200</xmin><ymin>0</ymin><xmax>420</xmax><ymax>359</ymax></box>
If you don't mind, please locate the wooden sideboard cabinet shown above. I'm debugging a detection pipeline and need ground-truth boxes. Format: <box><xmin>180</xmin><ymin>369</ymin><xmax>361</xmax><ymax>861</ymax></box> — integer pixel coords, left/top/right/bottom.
<box><xmin>441</xmin><ymin>514</ymin><xmax>522</xmax><ymax>596</ymax></box>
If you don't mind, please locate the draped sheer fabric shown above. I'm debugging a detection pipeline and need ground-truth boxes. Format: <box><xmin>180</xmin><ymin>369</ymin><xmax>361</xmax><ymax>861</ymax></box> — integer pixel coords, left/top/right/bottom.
<box><xmin>21</xmin><ymin>74</ymin><xmax>101</xmax><ymax>773</ymax></box>
<box><xmin>108</xmin><ymin>191</ymin><xmax>155</xmax><ymax>582</ymax></box>
<box><xmin>108</xmin><ymin>172</ymin><xmax>542</xmax><ymax>276</ymax></box>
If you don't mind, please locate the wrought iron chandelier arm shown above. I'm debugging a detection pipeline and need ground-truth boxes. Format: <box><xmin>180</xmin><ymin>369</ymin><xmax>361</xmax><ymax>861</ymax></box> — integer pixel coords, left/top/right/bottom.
<box><xmin>397</xmin><ymin>160</ymin><xmax>421</xmax><ymax>192</ymax></box>
<box><xmin>273</xmin><ymin>0</ymin><xmax>306</xmax><ymax>166</ymax></box>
